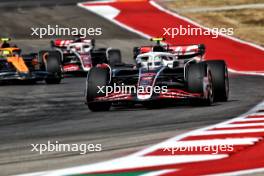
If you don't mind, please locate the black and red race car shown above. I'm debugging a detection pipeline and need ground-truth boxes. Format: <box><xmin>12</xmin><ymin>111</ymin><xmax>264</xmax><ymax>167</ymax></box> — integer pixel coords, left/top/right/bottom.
<box><xmin>50</xmin><ymin>37</ymin><xmax>122</xmax><ymax>74</ymax></box>
<box><xmin>85</xmin><ymin>38</ymin><xmax>229</xmax><ymax>111</ymax></box>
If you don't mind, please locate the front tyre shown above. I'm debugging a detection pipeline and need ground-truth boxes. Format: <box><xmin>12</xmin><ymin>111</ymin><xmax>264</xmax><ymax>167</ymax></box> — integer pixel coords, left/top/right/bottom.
<box><xmin>187</xmin><ymin>63</ymin><xmax>214</xmax><ymax>106</ymax></box>
<box><xmin>205</xmin><ymin>60</ymin><xmax>229</xmax><ymax>102</ymax></box>
<box><xmin>86</xmin><ymin>67</ymin><xmax>111</xmax><ymax>111</ymax></box>
<box><xmin>44</xmin><ymin>51</ymin><xmax>62</xmax><ymax>84</ymax></box>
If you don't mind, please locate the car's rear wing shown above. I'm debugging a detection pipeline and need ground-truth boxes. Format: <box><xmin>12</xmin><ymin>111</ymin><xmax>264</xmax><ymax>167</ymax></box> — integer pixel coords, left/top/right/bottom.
<box><xmin>134</xmin><ymin>44</ymin><xmax>205</xmax><ymax>59</ymax></box>
<box><xmin>168</xmin><ymin>44</ymin><xmax>205</xmax><ymax>57</ymax></box>
<box><xmin>51</xmin><ymin>39</ymin><xmax>94</xmax><ymax>48</ymax></box>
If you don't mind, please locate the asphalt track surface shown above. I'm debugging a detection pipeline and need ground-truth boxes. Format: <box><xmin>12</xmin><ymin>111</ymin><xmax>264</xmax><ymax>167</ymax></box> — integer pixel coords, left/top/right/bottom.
<box><xmin>0</xmin><ymin>1</ymin><xmax>263</xmax><ymax>175</ymax></box>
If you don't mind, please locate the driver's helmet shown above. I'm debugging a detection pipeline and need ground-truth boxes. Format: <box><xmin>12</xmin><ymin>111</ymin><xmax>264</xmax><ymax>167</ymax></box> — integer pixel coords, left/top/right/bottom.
<box><xmin>68</xmin><ymin>43</ymin><xmax>92</xmax><ymax>54</ymax></box>
<box><xmin>161</xmin><ymin>55</ymin><xmax>175</xmax><ymax>68</ymax></box>
<box><xmin>136</xmin><ymin>55</ymin><xmax>163</xmax><ymax>69</ymax></box>
<box><xmin>82</xmin><ymin>44</ymin><xmax>92</xmax><ymax>53</ymax></box>
<box><xmin>1</xmin><ymin>50</ymin><xmax>11</xmax><ymax>56</ymax></box>
<box><xmin>150</xmin><ymin>55</ymin><xmax>163</xmax><ymax>68</ymax></box>
<box><xmin>137</xmin><ymin>54</ymin><xmax>176</xmax><ymax>69</ymax></box>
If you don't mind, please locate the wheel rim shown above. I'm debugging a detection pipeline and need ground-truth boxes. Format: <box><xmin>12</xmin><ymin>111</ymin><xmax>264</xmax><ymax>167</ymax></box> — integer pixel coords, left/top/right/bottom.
<box><xmin>207</xmin><ymin>72</ymin><xmax>214</xmax><ymax>103</ymax></box>
<box><xmin>224</xmin><ymin>67</ymin><xmax>229</xmax><ymax>99</ymax></box>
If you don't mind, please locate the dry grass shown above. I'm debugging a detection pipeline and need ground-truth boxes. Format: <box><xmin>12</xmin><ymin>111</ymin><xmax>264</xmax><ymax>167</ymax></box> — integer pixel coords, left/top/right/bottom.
<box><xmin>181</xmin><ymin>9</ymin><xmax>264</xmax><ymax>46</ymax></box>
<box><xmin>164</xmin><ymin>0</ymin><xmax>264</xmax><ymax>9</ymax></box>
<box><xmin>161</xmin><ymin>1</ymin><xmax>264</xmax><ymax>46</ymax></box>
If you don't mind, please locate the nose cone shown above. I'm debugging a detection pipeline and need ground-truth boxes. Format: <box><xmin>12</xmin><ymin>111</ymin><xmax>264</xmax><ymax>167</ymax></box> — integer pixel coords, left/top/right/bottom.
<box><xmin>137</xmin><ymin>74</ymin><xmax>155</xmax><ymax>100</ymax></box>
<box><xmin>137</xmin><ymin>90</ymin><xmax>152</xmax><ymax>100</ymax></box>
<box><xmin>7</xmin><ymin>56</ymin><xmax>29</xmax><ymax>73</ymax></box>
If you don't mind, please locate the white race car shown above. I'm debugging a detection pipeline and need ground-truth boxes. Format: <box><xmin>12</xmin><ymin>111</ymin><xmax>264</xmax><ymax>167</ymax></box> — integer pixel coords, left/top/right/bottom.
<box><xmin>50</xmin><ymin>37</ymin><xmax>122</xmax><ymax>74</ymax></box>
<box><xmin>85</xmin><ymin>38</ymin><xmax>229</xmax><ymax>111</ymax></box>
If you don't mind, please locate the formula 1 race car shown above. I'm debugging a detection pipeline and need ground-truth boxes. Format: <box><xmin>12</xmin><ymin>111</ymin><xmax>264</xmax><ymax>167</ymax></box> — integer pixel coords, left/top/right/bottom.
<box><xmin>51</xmin><ymin>36</ymin><xmax>122</xmax><ymax>73</ymax></box>
<box><xmin>0</xmin><ymin>38</ymin><xmax>62</xmax><ymax>84</ymax></box>
<box><xmin>85</xmin><ymin>38</ymin><xmax>229</xmax><ymax>111</ymax></box>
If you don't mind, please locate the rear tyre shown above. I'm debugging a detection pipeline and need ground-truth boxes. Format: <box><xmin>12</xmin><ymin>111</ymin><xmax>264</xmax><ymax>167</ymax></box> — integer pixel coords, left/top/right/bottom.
<box><xmin>107</xmin><ymin>49</ymin><xmax>122</xmax><ymax>67</ymax></box>
<box><xmin>91</xmin><ymin>50</ymin><xmax>107</xmax><ymax>66</ymax></box>
<box><xmin>187</xmin><ymin>63</ymin><xmax>214</xmax><ymax>106</ymax></box>
<box><xmin>86</xmin><ymin>67</ymin><xmax>111</xmax><ymax>111</ymax></box>
<box><xmin>44</xmin><ymin>51</ymin><xmax>62</xmax><ymax>84</ymax></box>
<box><xmin>205</xmin><ymin>60</ymin><xmax>229</xmax><ymax>102</ymax></box>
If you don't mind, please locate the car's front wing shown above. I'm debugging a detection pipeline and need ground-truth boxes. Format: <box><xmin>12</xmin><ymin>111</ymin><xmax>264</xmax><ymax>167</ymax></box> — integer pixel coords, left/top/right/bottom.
<box><xmin>93</xmin><ymin>88</ymin><xmax>202</xmax><ymax>102</ymax></box>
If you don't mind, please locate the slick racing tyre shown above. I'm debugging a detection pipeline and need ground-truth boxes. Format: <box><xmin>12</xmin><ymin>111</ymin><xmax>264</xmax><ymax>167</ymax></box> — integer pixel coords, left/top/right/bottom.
<box><xmin>86</xmin><ymin>67</ymin><xmax>111</xmax><ymax>111</ymax></box>
<box><xmin>107</xmin><ymin>49</ymin><xmax>122</xmax><ymax>67</ymax></box>
<box><xmin>205</xmin><ymin>60</ymin><xmax>229</xmax><ymax>102</ymax></box>
<box><xmin>187</xmin><ymin>63</ymin><xmax>214</xmax><ymax>106</ymax></box>
<box><xmin>44</xmin><ymin>51</ymin><xmax>62</xmax><ymax>84</ymax></box>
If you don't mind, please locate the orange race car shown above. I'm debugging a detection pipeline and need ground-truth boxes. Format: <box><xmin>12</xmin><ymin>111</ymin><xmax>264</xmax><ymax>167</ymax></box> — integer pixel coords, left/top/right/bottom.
<box><xmin>0</xmin><ymin>38</ymin><xmax>62</xmax><ymax>84</ymax></box>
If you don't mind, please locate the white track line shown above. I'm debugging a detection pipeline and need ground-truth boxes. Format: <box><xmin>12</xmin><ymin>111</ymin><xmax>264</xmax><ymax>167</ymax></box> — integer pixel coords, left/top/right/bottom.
<box><xmin>18</xmin><ymin>155</ymin><xmax>227</xmax><ymax>176</ymax></box>
<box><xmin>247</xmin><ymin>113</ymin><xmax>264</xmax><ymax>116</ymax></box>
<box><xmin>134</xmin><ymin>101</ymin><xmax>264</xmax><ymax>157</ymax></box>
<box><xmin>77</xmin><ymin>3</ymin><xmax>151</xmax><ymax>39</ymax></box>
<box><xmin>194</xmin><ymin>129</ymin><xmax>264</xmax><ymax>135</ymax></box>
<box><xmin>234</xmin><ymin>118</ymin><xmax>264</xmax><ymax>121</ymax></box>
<box><xmin>141</xmin><ymin>169</ymin><xmax>177</xmax><ymax>176</ymax></box>
<box><xmin>155</xmin><ymin>138</ymin><xmax>260</xmax><ymax>149</ymax></box>
<box><xmin>219</xmin><ymin>123</ymin><xmax>264</xmax><ymax>128</ymax></box>
<box><xmin>228</xmin><ymin>69</ymin><xmax>264</xmax><ymax>76</ymax></box>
